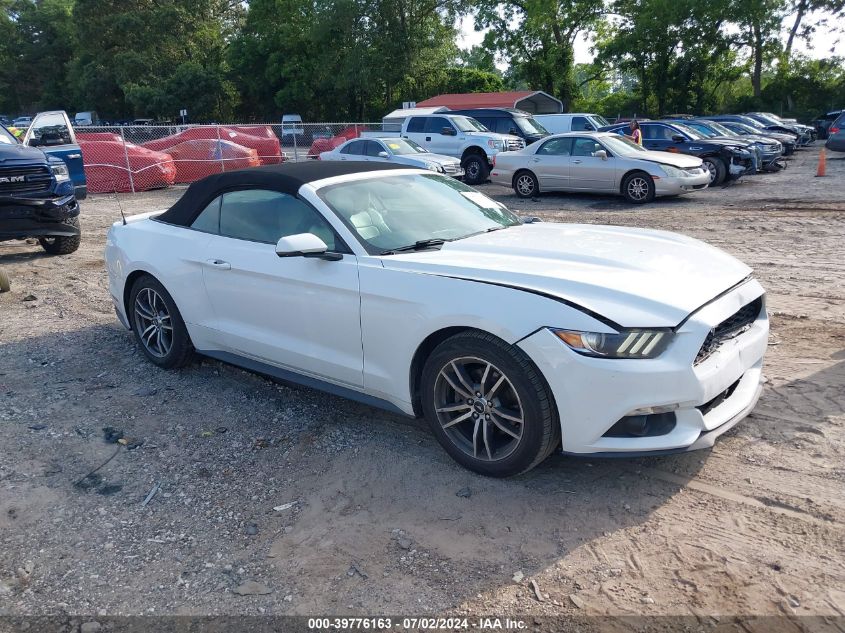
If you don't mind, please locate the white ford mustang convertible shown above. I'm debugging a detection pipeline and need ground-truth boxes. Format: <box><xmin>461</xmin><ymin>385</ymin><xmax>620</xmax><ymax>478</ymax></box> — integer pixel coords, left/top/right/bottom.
<box><xmin>105</xmin><ymin>162</ymin><xmax>768</xmax><ymax>476</ymax></box>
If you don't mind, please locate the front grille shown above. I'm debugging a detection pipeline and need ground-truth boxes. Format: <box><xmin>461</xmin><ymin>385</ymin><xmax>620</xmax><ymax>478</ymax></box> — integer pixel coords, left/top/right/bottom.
<box><xmin>694</xmin><ymin>296</ymin><xmax>763</xmax><ymax>365</ymax></box>
<box><xmin>443</xmin><ymin>162</ymin><xmax>462</xmax><ymax>174</ymax></box>
<box><xmin>506</xmin><ymin>139</ymin><xmax>525</xmax><ymax>151</ymax></box>
<box><xmin>765</xmin><ymin>143</ymin><xmax>780</xmax><ymax>152</ymax></box>
<box><xmin>0</xmin><ymin>166</ymin><xmax>53</xmax><ymax>195</ymax></box>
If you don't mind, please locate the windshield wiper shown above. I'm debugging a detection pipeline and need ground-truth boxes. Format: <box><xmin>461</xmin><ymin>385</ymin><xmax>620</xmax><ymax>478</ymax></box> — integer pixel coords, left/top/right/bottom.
<box><xmin>380</xmin><ymin>239</ymin><xmax>446</xmax><ymax>255</ymax></box>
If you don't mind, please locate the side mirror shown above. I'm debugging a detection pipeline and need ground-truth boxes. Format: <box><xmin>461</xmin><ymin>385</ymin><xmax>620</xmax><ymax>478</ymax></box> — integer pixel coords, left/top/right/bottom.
<box><xmin>276</xmin><ymin>233</ymin><xmax>336</xmax><ymax>259</ymax></box>
<box><xmin>594</xmin><ymin>149</ymin><xmax>608</xmax><ymax>160</ymax></box>
<box><xmin>441</xmin><ymin>127</ymin><xmax>456</xmax><ymax>136</ymax></box>
<box><xmin>672</xmin><ymin>134</ymin><xmax>686</xmax><ymax>142</ymax></box>
<box><xmin>378</xmin><ymin>151</ymin><xmax>389</xmax><ymax>158</ymax></box>
<box><xmin>509</xmin><ymin>128</ymin><xmax>520</xmax><ymax>136</ymax></box>
<box><xmin>584</xmin><ymin>124</ymin><xmax>596</xmax><ymax>131</ymax></box>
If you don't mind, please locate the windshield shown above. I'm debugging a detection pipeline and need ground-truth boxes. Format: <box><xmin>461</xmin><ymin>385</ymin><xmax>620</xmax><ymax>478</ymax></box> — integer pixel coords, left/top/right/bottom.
<box><xmin>753</xmin><ymin>113</ymin><xmax>781</xmax><ymax>126</ymax></box>
<box><xmin>683</xmin><ymin>122</ymin><xmax>717</xmax><ymax>137</ymax></box>
<box><xmin>383</xmin><ymin>138</ymin><xmax>427</xmax><ymax>155</ymax></box>
<box><xmin>591</xmin><ymin>115</ymin><xmax>610</xmax><ymax>127</ymax></box>
<box><xmin>706</xmin><ymin>121</ymin><xmax>736</xmax><ymax>136</ymax></box>
<box><xmin>452</xmin><ymin>116</ymin><xmax>488</xmax><ymax>132</ymax></box>
<box><xmin>318</xmin><ymin>174</ymin><xmax>520</xmax><ymax>254</ymax></box>
<box><xmin>515</xmin><ymin>117</ymin><xmax>549</xmax><ymax>135</ymax></box>
<box><xmin>0</xmin><ymin>126</ymin><xmax>17</xmax><ymax>144</ymax></box>
<box><xmin>671</xmin><ymin>122</ymin><xmax>704</xmax><ymax>140</ymax></box>
<box><xmin>598</xmin><ymin>135</ymin><xmax>647</xmax><ymax>156</ymax></box>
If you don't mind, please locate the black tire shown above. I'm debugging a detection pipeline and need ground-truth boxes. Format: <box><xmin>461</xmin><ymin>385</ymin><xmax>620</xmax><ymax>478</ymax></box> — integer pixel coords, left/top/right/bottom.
<box><xmin>462</xmin><ymin>154</ymin><xmax>489</xmax><ymax>185</ymax></box>
<box><xmin>0</xmin><ymin>269</ymin><xmax>10</xmax><ymax>293</ymax></box>
<box><xmin>621</xmin><ymin>170</ymin><xmax>655</xmax><ymax>203</ymax></box>
<box><xmin>702</xmin><ymin>157</ymin><xmax>726</xmax><ymax>185</ymax></box>
<box><xmin>39</xmin><ymin>217</ymin><xmax>81</xmax><ymax>255</ymax></box>
<box><xmin>129</xmin><ymin>274</ymin><xmax>194</xmax><ymax>369</ymax></box>
<box><xmin>420</xmin><ymin>330</ymin><xmax>560</xmax><ymax>477</ymax></box>
<box><xmin>513</xmin><ymin>170</ymin><xmax>539</xmax><ymax>198</ymax></box>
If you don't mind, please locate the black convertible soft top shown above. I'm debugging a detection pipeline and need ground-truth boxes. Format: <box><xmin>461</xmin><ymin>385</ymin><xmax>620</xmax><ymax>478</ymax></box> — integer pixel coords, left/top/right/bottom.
<box><xmin>156</xmin><ymin>162</ymin><xmax>412</xmax><ymax>227</ymax></box>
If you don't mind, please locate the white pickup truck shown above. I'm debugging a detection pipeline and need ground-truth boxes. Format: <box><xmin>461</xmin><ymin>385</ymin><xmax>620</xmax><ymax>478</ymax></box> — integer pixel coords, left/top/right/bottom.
<box><xmin>365</xmin><ymin>113</ymin><xmax>524</xmax><ymax>184</ymax></box>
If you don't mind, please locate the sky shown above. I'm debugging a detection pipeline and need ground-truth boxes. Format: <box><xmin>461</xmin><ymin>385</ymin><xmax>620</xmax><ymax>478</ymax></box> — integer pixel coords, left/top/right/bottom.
<box><xmin>456</xmin><ymin>11</ymin><xmax>844</xmax><ymax>69</ymax></box>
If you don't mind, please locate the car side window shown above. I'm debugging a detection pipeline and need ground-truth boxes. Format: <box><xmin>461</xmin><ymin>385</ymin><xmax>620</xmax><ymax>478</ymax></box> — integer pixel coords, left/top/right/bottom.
<box><xmin>641</xmin><ymin>124</ymin><xmax>661</xmax><ymax>140</ymax></box>
<box><xmin>571</xmin><ymin>138</ymin><xmax>603</xmax><ymax>157</ymax></box>
<box><xmin>219</xmin><ymin>189</ymin><xmax>341</xmax><ymax>251</ymax></box>
<box><xmin>191</xmin><ymin>196</ymin><xmax>221</xmax><ymax>234</ymax></box>
<box><xmin>406</xmin><ymin>117</ymin><xmax>425</xmax><ymax>133</ymax></box>
<box><xmin>341</xmin><ymin>140</ymin><xmax>365</xmax><ymax>155</ymax></box>
<box><xmin>572</xmin><ymin>116</ymin><xmax>593</xmax><ymax>131</ymax></box>
<box><xmin>536</xmin><ymin>137</ymin><xmax>572</xmax><ymax>156</ymax></box>
<box><xmin>425</xmin><ymin>117</ymin><xmax>453</xmax><ymax>134</ymax></box>
<box><xmin>365</xmin><ymin>141</ymin><xmax>384</xmax><ymax>157</ymax></box>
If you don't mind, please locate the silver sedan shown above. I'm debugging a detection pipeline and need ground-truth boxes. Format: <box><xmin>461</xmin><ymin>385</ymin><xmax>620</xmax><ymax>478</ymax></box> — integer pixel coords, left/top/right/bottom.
<box><xmin>491</xmin><ymin>132</ymin><xmax>710</xmax><ymax>203</ymax></box>
<box><xmin>320</xmin><ymin>137</ymin><xmax>464</xmax><ymax>178</ymax></box>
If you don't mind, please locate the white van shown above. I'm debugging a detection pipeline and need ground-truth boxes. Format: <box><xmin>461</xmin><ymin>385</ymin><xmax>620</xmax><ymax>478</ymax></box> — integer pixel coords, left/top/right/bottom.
<box><xmin>281</xmin><ymin>114</ymin><xmax>304</xmax><ymax>143</ymax></box>
<box><xmin>74</xmin><ymin>111</ymin><xmax>99</xmax><ymax>126</ymax></box>
<box><xmin>534</xmin><ymin>113</ymin><xmax>610</xmax><ymax>133</ymax></box>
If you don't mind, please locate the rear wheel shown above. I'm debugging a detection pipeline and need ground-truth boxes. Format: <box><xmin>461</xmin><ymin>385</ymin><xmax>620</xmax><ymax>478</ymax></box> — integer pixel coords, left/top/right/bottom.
<box><xmin>702</xmin><ymin>157</ymin><xmax>726</xmax><ymax>185</ymax></box>
<box><xmin>420</xmin><ymin>331</ymin><xmax>560</xmax><ymax>477</ymax></box>
<box><xmin>513</xmin><ymin>170</ymin><xmax>539</xmax><ymax>198</ymax></box>
<box><xmin>462</xmin><ymin>154</ymin><xmax>489</xmax><ymax>185</ymax></box>
<box><xmin>39</xmin><ymin>217</ymin><xmax>81</xmax><ymax>255</ymax></box>
<box><xmin>129</xmin><ymin>275</ymin><xmax>194</xmax><ymax>369</ymax></box>
<box><xmin>622</xmin><ymin>171</ymin><xmax>655</xmax><ymax>203</ymax></box>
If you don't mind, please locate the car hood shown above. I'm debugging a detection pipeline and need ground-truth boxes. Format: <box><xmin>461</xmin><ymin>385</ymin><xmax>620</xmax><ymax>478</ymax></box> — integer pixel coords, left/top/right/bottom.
<box><xmin>693</xmin><ymin>138</ymin><xmax>746</xmax><ymax>149</ymax></box>
<box><xmin>395</xmin><ymin>153</ymin><xmax>460</xmax><ymax>167</ymax></box>
<box><xmin>626</xmin><ymin>150</ymin><xmax>702</xmax><ymax>168</ymax></box>
<box><xmin>0</xmin><ymin>143</ymin><xmax>48</xmax><ymax>163</ymax></box>
<box><xmin>381</xmin><ymin>223</ymin><xmax>752</xmax><ymax>328</ymax></box>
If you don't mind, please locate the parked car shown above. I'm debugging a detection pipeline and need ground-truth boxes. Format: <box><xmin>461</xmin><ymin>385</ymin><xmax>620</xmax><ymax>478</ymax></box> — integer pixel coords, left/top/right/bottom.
<box><xmin>377</xmin><ymin>113</ymin><xmax>523</xmax><ymax>184</ymax></box>
<box><xmin>813</xmin><ymin>110</ymin><xmax>843</xmax><ymax>139</ymax></box>
<box><xmin>105</xmin><ymin>161</ymin><xmax>768</xmax><ymax>476</ymax></box>
<box><xmin>320</xmin><ymin>137</ymin><xmax>463</xmax><ymax>177</ymax></box>
<box><xmin>746</xmin><ymin>112</ymin><xmax>816</xmax><ymax>144</ymax></box>
<box><xmin>21</xmin><ymin>111</ymin><xmax>87</xmax><ymax>199</ymax></box>
<box><xmin>533</xmin><ymin>113</ymin><xmax>611</xmax><ymax>134</ymax></box>
<box><xmin>679</xmin><ymin>119</ymin><xmax>783</xmax><ymax>170</ymax></box>
<box><xmin>0</xmin><ymin>123</ymin><xmax>82</xmax><ymax>254</ymax></box>
<box><xmin>141</xmin><ymin>126</ymin><xmax>282</xmax><ymax>165</ymax></box>
<box><xmin>74</xmin><ymin>111</ymin><xmax>100</xmax><ymax>126</ymax></box>
<box><xmin>447</xmin><ymin>108</ymin><xmax>549</xmax><ymax>146</ymax></box>
<box><xmin>491</xmin><ymin>132</ymin><xmax>709</xmax><ymax>202</ymax></box>
<box><xmin>12</xmin><ymin>116</ymin><xmax>33</xmax><ymax>129</ymax></box>
<box><xmin>825</xmin><ymin>113</ymin><xmax>845</xmax><ymax>152</ymax></box>
<box><xmin>600</xmin><ymin>120</ymin><xmax>754</xmax><ymax>184</ymax></box>
<box><xmin>707</xmin><ymin>115</ymin><xmax>802</xmax><ymax>147</ymax></box>
<box><xmin>710</xmin><ymin>120</ymin><xmax>796</xmax><ymax>155</ymax></box>
<box><xmin>663</xmin><ymin>119</ymin><xmax>765</xmax><ymax>172</ymax></box>
<box><xmin>280</xmin><ymin>114</ymin><xmax>305</xmax><ymax>145</ymax></box>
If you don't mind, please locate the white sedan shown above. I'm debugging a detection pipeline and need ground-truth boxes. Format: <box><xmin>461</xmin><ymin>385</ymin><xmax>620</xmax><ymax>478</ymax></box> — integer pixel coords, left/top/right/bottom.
<box><xmin>320</xmin><ymin>137</ymin><xmax>464</xmax><ymax>178</ymax></box>
<box><xmin>105</xmin><ymin>162</ymin><xmax>768</xmax><ymax>476</ymax></box>
<box><xmin>491</xmin><ymin>132</ymin><xmax>711</xmax><ymax>203</ymax></box>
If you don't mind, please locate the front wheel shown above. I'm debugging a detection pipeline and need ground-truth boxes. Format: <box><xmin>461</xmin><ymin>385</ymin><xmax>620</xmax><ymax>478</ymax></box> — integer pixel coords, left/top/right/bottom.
<box><xmin>513</xmin><ymin>170</ymin><xmax>539</xmax><ymax>198</ymax></box>
<box><xmin>702</xmin><ymin>157</ymin><xmax>726</xmax><ymax>185</ymax></box>
<box><xmin>39</xmin><ymin>217</ymin><xmax>81</xmax><ymax>255</ymax></box>
<box><xmin>420</xmin><ymin>331</ymin><xmax>560</xmax><ymax>477</ymax></box>
<box><xmin>462</xmin><ymin>154</ymin><xmax>489</xmax><ymax>185</ymax></box>
<box><xmin>622</xmin><ymin>171</ymin><xmax>655</xmax><ymax>203</ymax></box>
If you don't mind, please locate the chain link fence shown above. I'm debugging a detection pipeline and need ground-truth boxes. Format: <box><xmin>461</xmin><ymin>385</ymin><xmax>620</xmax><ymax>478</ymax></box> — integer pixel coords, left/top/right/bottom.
<box><xmin>75</xmin><ymin>123</ymin><xmax>380</xmax><ymax>194</ymax></box>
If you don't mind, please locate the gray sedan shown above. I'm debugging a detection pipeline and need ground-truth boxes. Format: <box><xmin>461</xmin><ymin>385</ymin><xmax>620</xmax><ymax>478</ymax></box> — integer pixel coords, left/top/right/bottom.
<box><xmin>491</xmin><ymin>132</ymin><xmax>710</xmax><ymax>203</ymax></box>
<box><xmin>320</xmin><ymin>137</ymin><xmax>464</xmax><ymax>178</ymax></box>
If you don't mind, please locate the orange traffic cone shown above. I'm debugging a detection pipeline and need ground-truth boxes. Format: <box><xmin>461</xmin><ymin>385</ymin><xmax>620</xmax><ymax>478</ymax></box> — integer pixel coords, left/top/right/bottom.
<box><xmin>816</xmin><ymin>147</ymin><xmax>827</xmax><ymax>177</ymax></box>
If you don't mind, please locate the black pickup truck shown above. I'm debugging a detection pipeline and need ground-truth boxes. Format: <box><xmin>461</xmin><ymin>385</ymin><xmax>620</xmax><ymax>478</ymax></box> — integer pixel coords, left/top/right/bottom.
<box><xmin>0</xmin><ymin>123</ymin><xmax>81</xmax><ymax>255</ymax></box>
<box><xmin>599</xmin><ymin>120</ymin><xmax>755</xmax><ymax>185</ymax></box>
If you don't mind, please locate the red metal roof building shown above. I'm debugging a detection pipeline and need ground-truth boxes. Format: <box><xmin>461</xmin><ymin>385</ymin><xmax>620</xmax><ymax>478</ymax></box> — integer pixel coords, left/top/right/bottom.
<box><xmin>416</xmin><ymin>91</ymin><xmax>563</xmax><ymax>114</ymax></box>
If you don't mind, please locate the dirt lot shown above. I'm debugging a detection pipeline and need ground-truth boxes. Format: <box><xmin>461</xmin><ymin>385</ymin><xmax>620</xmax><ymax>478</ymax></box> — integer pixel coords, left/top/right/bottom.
<box><xmin>1</xmin><ymin>149</ymin><xmax>843</xmax><ymax>621</ymax></box>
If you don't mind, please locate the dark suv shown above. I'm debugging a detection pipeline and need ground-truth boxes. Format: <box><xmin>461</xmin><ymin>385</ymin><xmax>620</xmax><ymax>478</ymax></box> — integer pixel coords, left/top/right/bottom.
<box><xmin>0</xmin><ymin>124</ymin><xmax>81</xmax><ymax>254</ymax></box>
<box><xmin>448</xmin><ymin>108</ymin><xmax>550</xmax><ymax>146</ymax></box>
<box><xmin>599</xmin><ymin>120</ymin><xmax>755</xmax><ymax>184</ymax></box>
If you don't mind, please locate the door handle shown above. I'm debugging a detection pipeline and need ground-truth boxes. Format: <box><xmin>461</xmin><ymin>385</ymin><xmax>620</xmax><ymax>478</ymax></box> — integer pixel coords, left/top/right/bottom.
<box><xmin>206</xmin><ymin>259</ymin><xmax>231</xmax><ymax>270</ymax></box>
<box><xmin>572</xmin><ymin>159</ymin><xmax>582</xmax><ymax>164</ymax></box>
<box><xmin>426</xmin><ymin>136</ymin><xmax>431</xmax><ymax>141</ymax></box>
<box><xmin>67</xmin><ymin>153</ymin><xmax>82</xmax><ymax>159</ymax></box>
<box><xmin>531</xmin><ymin>157</ymin><xmax>540</xmax><ymax>162</ymax></box>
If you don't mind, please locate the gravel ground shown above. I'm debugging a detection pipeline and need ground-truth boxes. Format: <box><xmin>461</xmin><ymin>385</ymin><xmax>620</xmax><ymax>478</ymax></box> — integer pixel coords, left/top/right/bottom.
<box><xmin>0</xmin><ymin>148</ymin><xmax>843</xmax><ymax>619</ymax></box>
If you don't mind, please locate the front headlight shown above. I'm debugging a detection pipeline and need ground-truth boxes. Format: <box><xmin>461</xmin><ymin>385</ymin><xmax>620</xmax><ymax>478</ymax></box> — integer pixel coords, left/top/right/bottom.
<box><xmin>660</xmin><ymin>164</ymin><xmax>684</xmax><ymax>178</ymax></box>
<box><xmin>51</xmin><ymin>162</ymin><xmax>70</xmax><ymax>182</ymax></box>
<box><xmin>424</xmin><ymin>162</ymin><xmax>439</xmax><ymax>172</ymax></box>
<box><xmin>552</xmin><ymin>328</ymin><xmax>673</xmax><ymax>359</ymax></box>
<box><xmin>487</xmin><ymin>139</ymin><xmax>504</xmax><ymax>150</ymax></box>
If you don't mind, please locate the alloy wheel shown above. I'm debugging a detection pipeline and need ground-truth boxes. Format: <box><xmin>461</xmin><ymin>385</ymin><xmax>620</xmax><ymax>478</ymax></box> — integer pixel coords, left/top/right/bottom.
<box><xmin>704</xmin><ymin>161</ymin><xmax>717</xmax><ymax>182</ymax></box>
<box><xmin>466</xmin><ymin>161</ymin><xmax>480</xmax><ymax>179</ymax></box>
<box><xmin>627</xmin><ymin>176</ymin><xmax>650</xmax><ymax>201</ymax></box>
<box><xmin>516</xmin><ymin>174</ymin><xmax>535</xmax><ymax>196</ymax></box>
<box><xmin>433</xmin><ymin>357</ymin><xmax>524</xmax><ymax>462</ymax></box>
<box><xmin>134</xmin><ymin>287</ymin><xmax>173</xmax><ymax>358</ymax></box>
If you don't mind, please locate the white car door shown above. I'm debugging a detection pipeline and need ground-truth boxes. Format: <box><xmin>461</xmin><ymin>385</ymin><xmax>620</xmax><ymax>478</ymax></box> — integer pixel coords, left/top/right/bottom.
<box><xmin>529</xmin><ymin>137</ymin><xmax>572</xmax><ymax>190</ymax></box>
<box><xmin>338</xmin><ymin>139</ymin><xmax>368</xmax><ymax>161</ymax></box>
<box><xmin>196</xmin><ymin>189</ymin><xmax>364</xmax><ymax>387</ymax></box>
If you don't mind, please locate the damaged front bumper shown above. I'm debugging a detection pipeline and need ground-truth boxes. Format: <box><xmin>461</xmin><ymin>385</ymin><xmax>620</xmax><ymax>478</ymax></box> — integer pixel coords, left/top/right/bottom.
<box><xmin>0</xmin><ymin>194</ymin><xmax>80</xmax><ymax>240</ymax></box>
